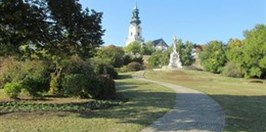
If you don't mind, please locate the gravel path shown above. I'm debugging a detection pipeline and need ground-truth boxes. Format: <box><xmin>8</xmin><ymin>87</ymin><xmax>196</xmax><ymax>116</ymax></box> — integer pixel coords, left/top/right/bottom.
<box><xmin>134</xmin><ymin>71</ymin><xmax>225</xmax><ymax>132</ymax></box>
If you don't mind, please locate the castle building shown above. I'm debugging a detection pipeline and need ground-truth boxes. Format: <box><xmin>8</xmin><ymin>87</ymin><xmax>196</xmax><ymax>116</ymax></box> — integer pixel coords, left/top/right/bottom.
<box><xmin>126</xmin><ymin>4</ymin><xmax>144</xmax><ymax>46</ymax></box>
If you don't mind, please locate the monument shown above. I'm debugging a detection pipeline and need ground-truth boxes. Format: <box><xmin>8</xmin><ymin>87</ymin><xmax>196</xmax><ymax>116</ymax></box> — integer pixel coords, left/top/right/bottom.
<box><xmin>168</xmin><ymin>36</ymin><xmax>182</xmax><ymax>69</ymax></box>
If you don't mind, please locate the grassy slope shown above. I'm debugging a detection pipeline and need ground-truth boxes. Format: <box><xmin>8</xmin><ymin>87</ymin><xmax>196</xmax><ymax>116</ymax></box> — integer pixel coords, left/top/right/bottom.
<box><xmin>0</xmin><ymin>74</ymin><xmax>175</xmax><ymax>132</ymax></box>
<box><xmin>145</xmin><ymin>70</ymin><xmax>266</xmax><ymax>132</ymax></box>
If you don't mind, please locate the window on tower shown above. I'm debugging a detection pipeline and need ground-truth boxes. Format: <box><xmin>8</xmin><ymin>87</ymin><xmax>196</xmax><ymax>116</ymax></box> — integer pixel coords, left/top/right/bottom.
<box><xmin>138</xmin><ymin>32</ymin><xmax>140</xmax><ymax>36</ymax></box>
<box><xmin>131</xmin><ymin>32</ymin><xmax>132</xmax><ymax>36</ymax></box>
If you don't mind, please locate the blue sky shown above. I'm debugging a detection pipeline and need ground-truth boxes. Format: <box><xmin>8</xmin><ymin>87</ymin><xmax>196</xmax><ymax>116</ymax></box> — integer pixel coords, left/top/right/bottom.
<box><xmin>79</xmin><ymin>0</ymin><xmax>266</xmax><ymax>46</ymax></box>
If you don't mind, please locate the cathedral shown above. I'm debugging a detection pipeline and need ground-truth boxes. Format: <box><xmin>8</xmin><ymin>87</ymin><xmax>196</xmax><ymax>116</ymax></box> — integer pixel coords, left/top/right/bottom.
<box><xmin>126</xmin><ymin>4</ymin><xmax>168</xmax><ymax>50</ymax></box>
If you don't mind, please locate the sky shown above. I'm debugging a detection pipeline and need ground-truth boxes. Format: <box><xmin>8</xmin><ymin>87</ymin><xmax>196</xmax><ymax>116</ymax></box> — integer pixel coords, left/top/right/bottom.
<box><xmin>79</xmin><ymin>0</ymin><xmax>266</xmax><ymax>46</ymax></box>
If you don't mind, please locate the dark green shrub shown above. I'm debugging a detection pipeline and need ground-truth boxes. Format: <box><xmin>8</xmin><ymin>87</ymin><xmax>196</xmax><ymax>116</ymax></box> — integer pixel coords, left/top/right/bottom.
<box><xmin>4</xmin><ymin>82</ymin><xmax>22</xmax><ymax>99</ymax></box>
<box><xmin>89</xmin><ymin>57</ymin><xmax>118</xmax><ymax>79</ymax></box>
<box><xmin>62</xmin><ymin>55</ymin><xmax>92</xmax><ymax>76</ymax></box>
<box><xmin>89</xmin><ymin>75</ymin><xmax>116</xmax><ymax>99</ymax></box>
<box><xmin>222</xmin><ymin>62</ymin><xmax>244</xmax><ymax>78</ymax></box>
<box><xmin>61</xmin><ymin>74</ymin><xmax>116</xmax><ymax>99</ymax></box>
<box><xmin>127</xmin><ymin>62</ymin><xmax>143</xmax><ymax>71</ymax></box>
<box><xmin>21</xmin><ymin>77</ymin><xmax>49</xmax><ymax>96</ymax></box>
<box><xmin>61</xmin><ymin>74</ymin><xmax>90</xmax><ymax>98</ymax></box>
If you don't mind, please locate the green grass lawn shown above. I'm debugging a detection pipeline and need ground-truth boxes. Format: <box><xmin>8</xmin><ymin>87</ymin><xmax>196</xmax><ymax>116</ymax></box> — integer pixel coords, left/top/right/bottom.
<box><xmin>0</xmin><ymin>73</ymin><xmax>175</xmax><ymax>132</ymax></box>
<box><xmin>145</xmin><ymin>69</ymin><xmax>266</xmax><ymax>132</ymax></box>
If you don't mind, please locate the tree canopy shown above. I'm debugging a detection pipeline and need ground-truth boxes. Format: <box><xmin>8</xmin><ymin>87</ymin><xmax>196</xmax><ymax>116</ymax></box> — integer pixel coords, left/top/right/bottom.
<box><xmin>0</xmin><ymin>0</ymin><xmax>105</xmax><ymax>59</ymax></box>
<box><xmin>200</xmin><ymin>40</ymin><xmax>227</xmax><ymax>73</ymax></box>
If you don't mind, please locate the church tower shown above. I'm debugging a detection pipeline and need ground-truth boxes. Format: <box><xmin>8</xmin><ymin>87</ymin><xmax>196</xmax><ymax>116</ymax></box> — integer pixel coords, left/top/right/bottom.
<box><xmin>126</xmin><ymin>4</ymin><xmax>143</xmax><ymax>46</ymax></box>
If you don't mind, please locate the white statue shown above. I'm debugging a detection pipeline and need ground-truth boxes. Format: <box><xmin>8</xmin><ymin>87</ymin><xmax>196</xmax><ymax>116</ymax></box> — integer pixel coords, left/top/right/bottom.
<box><xmin>168</xmin><ymin>35</ymin><xmax>182</xmax><ymax>69</ymax></box>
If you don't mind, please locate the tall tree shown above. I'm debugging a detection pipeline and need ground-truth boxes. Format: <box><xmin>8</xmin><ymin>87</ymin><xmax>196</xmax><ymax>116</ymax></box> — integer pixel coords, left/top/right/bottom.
<box><xmin>0</xmin><ymin>0</ymin><xmax>49</xmax><ymax>57</ymax></box>
<box><xmin>241</xmin><ymin>24</ymin><xmax>266</xmax><ymax>78</ymax></box>
<box><xmin>200</xmin><ymin>40</ymin><xmax>227</xmax><ymax>73</ymax></box>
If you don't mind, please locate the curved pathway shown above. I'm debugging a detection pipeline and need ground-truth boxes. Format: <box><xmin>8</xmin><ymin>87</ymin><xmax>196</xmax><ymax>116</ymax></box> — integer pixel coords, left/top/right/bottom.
<box><xmin>134</xmin><ymin>71</ymin><xmax>225</xmax><ymax>132</ymax></box>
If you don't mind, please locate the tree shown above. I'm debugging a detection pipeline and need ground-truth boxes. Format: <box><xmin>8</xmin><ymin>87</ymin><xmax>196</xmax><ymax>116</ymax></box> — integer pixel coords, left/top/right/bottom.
<box><xmin>142</xmin><ymin>41</ymin><xmax>155</xmax><ymax>55</ymax></box>
<box><xmin>200</xmin><ymin>40</ymin><xmax>227</xmax><ymax>73</ymax></box>
<box><xmin>0</xmin><ymin>0</ymin><xmax>105</xmax><ymax>94</ymax></box>
<box><xmin>46</xmin><ymin>0</ymin><xmax>105</xmax><ymax>94</ymax></box>
<box><xmin>226</xmin><ymin>39</ymin><xmax>244</xmax><ymax>63</ymax></box>
<box><xmin>0</xmin><ymin>0</ymin><xmax>49</xmax><ymax>57</ymax></box>
<box><xmin>181</xmin><ymin>41</ymin><xmax>194</xmax><ymax>65</ymax></box>
<box><xmin>148</xmin><ymin>50</ymin><xmax>170</xmax><ymax>68</ymax></box>
<box><xmin>96</xmin><ymin>45</ymin><xmax>125</xmax><ymax>67</ymax></box>
<box><xmin>241</xmin><ymin>24</ymin><xmax>266</xmax><ymax>78</ymax></box>
<box><xmin>124</xmin><ymin>41</ymin><xmax>142</xmax><ymax>55</ymax></box>
<box><xmin>222</xmin><ymin>39</ymin><xmax>245</xmax><ymax>77</ymax></box>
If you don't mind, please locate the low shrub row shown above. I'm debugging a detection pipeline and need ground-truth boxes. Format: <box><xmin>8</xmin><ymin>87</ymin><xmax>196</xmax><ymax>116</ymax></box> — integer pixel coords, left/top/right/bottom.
<box><xmin>0</xmin><ymin>100</ymin><xmax>123</xmax><ymax>112</ymax></box>
<box><xmin>0</xmin><ymin>56</ymin><xmax>117</xmax><ymax>99</ymax></box>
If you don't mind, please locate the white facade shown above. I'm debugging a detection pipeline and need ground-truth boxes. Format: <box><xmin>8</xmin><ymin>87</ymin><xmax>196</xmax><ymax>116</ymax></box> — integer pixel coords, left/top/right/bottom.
<box><xmin>126</xmin><ymin>24</ymin><xmax>143</xmax><ymax>46</ymax></box>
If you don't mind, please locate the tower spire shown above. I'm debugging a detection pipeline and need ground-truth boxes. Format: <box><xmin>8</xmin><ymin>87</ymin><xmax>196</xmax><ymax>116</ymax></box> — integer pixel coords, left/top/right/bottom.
<box><xmin>131</xmin><ymin>1</ymin><xmax>141</xmax><ymax>25</ymax></box>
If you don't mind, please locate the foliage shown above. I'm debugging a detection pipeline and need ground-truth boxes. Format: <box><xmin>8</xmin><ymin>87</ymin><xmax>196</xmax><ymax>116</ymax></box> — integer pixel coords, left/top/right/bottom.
<box><xmin>240</xmin><ymin>24</ymin><xmax>266</xmax><ymax>78</ymax></box>
<box><xmin>142</xmin><ymin>41</ymin><xmax>155</xmax><ymax>55</ymax></box>
<box><xmin>148</xmin><ymin>50</ymin><xmax>170</xmax><ymax>68</ymax></box>
<box><xmin>90</xmin><ymin>75</ymin><xmax>116</xmax><ymax>99</ymax></box>
<box><xmin>21</xmin><ymin>60</ymin><xmax>50</xmax><ymax>96</ymax></box>
<box><xmin>61</xmin><ymin>74</ymin><xmax>91</xmax><ymax>98</ymax></box>
<box><xmin>181</xmin><ymin>41</ymin><xmax>194</xmax><ymax>65</ymax></box>
<box><xmin>127</xmin><ymin>62</ymin><xmax>143</xmax><ymax>71</ymax></box>
<box><xmin>222</xmin><ymin>62</ymin><xmax>244</xmax><ymax>78</ymax></box>
<box><xmin>0</xmin><ymin>57</ymin><xmax>50</xmax><ymax>96</ymax></box>
<box><xmin>89</xmin><ymin>57</ymin><xmax>118</xmax><ymax>79</ymax></box>
<box><xmin>4</xmin><ymin>82</ymin><xmax>22</xmax><ymax>99</ymax></box>
<box><xmin>0</xmin><ymin>57</ymin><xmax>23</xmax><ymax>88</ymax></box>
<box><xmin>200</xmin><ymin>41</ymin><xmax>227</xmax><ymax>73</ymax></box>
<box><xmin>96</xmin><ymin>45</ymin><xmax>125</xmax><ymax>67</ymax></box>
<box><xmin>0</xmin><ymin>0</ymin><xmax>49</xmax><ymax>57</ymax></box>
<box><xmin>124</xmin><ymin>41</ymin><xmax>143</xmax><ymax>55</ymax></box>
<box><xmin>0</xmin><ymin>0</ymin><xmax>105</xmax><ymax>95</ymax></box>
<box><xmin>226</xmin><ymin>39</ymin><xmax>244</xmax><ymax>63</ymax></box>
<box><xmin>123</xmin><ymin>53</ymin><xmax>143</xmax><ymax>65</ymax></box>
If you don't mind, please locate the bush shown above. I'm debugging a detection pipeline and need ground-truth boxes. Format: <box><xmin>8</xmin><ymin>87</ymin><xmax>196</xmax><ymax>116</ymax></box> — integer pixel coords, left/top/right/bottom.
<box><xmin>90</xmin><ymin>75</ymin><xmax>116</xmax><ymax>99</ymax></box>
<box><xmin>62</xmin><ymin>55</ymin><xmax>92</xmax><ymax>76</ymax></box>
<box><xmin>0</xmin><ymin>57</ymin><xmax>50</xmax><ymax>95</ymax></box>
<box><xmin>4</xmin><ymin>82</ymin><xmax>22</xmax><ymax>99</ymax></box>
<box><xmin>61</xmin><ymin>74</ymin><xmax>90</xmax><ymax>98</ymax></box>
<box><xmin>222</xmin><ymin>62</ymin><xmax>244</xmax><ymax>78</ymax></box>
<box><xmin>61</xmin><ymin>74</ymin><xmax>116</xmax><ymax>99</ymax></box>
<box><xmin>89</xmin><ymin>57</ymin><xmax>118</xmax><ymax>79</ymax></box>
<box><xmin>123</xmin><ymin>54</ymin><xmax>143</xmax><ymax>65</ymax></box>
<box><xmin>117</xmin><ymin>65</ymin><xmax>129</xmax><ymax>73</ymax></box>
<box><xmin>127</xmin><ymin>62</ymin><xmax>143</xmax><ymax>71</ymax></box>
<box><xmin>0</xmin><ymin>57</ymin><xmax>23</xmax><ymax>88</ymax></box>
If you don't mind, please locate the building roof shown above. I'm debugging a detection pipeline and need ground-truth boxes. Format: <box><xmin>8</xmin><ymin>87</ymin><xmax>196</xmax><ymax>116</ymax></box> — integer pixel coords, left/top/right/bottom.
<box><xmin>152</xmin><ymin>39</ymin><xmax>168</xmax><ymax>47</ymax></box>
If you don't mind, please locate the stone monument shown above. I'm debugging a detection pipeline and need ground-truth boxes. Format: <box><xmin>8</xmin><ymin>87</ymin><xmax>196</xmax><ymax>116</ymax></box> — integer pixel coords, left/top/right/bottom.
<box><xmin>168</xmin><ymin>36</ymin><xmax>182</xmax><ymax>69</ymax></box>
